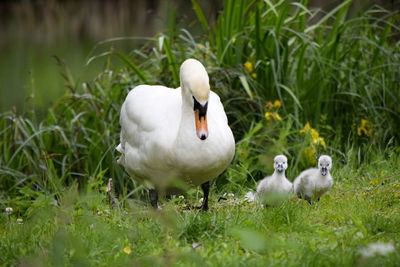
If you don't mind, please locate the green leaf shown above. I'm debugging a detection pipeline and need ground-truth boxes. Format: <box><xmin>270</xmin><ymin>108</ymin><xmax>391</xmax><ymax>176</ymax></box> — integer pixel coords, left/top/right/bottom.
<box><xmin>112</xmin><ymin>52</ymin><xmax>148</xmax><ymax>83</ymax></box>
<box><xmin>239</xmin><ymin>75</ymin><xmax>253</xmax><ymax>100</ymax></box>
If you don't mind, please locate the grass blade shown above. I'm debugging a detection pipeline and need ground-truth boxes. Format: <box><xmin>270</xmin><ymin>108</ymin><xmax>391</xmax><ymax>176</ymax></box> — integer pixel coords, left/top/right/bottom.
<box><xmin>112</xmin><ymin>52</ymin><xmax>148</xmax><ymax>83</ymax></box>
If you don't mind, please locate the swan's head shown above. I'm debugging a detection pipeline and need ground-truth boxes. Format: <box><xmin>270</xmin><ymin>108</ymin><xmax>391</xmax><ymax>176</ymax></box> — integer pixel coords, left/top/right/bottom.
<box><xmin>318</xmin><ymin>155</ymin><xmax>332</xmax><ymax>176</ymax></box>
<box><xmin>180</xmin><ymin>59</ymin><xmax>210</xmax><ymax>141</ymax></box>
<box><xmin>274</xmin><ymin>155</ymin><xmax>288</xmax><ymax>173</ymax></box>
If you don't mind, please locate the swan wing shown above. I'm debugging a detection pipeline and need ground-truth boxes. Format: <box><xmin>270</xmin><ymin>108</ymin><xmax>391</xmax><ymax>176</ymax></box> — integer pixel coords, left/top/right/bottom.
<box><xmin>208</xmin><ymin>91</ymin><xmax>228</xmax><ymax>125</ymax></box>
<box><xmin>118</xmin><ymin>85</ymin><xmax>180</xmax><ymax>182</ymax></box>
<box><xmin>257</xmin><ymin>176</ymin><xmax>272</xmax><ymax>193</ymax></box>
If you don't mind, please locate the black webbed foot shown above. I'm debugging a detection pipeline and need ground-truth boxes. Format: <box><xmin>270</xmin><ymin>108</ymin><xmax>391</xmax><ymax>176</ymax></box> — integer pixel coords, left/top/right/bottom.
<box><xmin>297</xmin><ymin>192</ymin><xmax>312</xmax><ymax>204</ymax></box>
<box><xmin>149</xmin><ymin>189</ymin><xmax>158</xmax><ymax>209</ymax></box>
<box><xmin>305</xmin><ymin>195</ymin><xmax>312</xmax><ymax>204</ymax></box>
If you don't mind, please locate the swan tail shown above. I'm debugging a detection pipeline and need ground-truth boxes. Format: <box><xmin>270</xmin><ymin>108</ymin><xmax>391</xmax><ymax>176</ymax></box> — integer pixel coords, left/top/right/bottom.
<box><xmin>116</xmin><ymin>143</ymin><xmax>125</xmax><ymax>165</ymax></box>
<box><xmin>244</xmin><ymin>191</ymin><xmax>256</xmax><ymax>202</ymax></box>
<box><xmin>116</xmin><ymin>143</ymin><xmax>123</xmax><ymax>153</ymax></box>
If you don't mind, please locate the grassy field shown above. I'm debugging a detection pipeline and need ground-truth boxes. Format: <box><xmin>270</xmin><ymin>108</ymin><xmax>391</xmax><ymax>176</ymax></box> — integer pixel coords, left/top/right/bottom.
<box><xmin>1</xmin><ymin>155</ymin><xmax>400</xmax><ymax>266</ymax></box>
<box><xmin>1</xmin><ymin>0</ymin><xmax>400</xmax><ymax>266</ymax></box>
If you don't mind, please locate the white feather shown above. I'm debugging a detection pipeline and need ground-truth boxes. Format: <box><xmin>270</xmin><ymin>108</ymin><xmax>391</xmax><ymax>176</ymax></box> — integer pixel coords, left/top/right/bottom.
<box><xmin>256</xmin><ymin>155</ymin><xmax>292</xmax><ymax>197</ymax></box>
<box><xmin>293</xmin><ymin>155</ymin><xmax>333</xmax><ymax>201</ymax></box>
<box><xmin>117</xmin><ymin>59</ymin><xmax>235</xmax><ymax>193</ymax></box>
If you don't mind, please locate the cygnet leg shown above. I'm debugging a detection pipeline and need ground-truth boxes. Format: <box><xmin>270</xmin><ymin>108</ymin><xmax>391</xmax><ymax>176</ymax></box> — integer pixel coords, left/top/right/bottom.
<box><xmin>305</xmin><ymin>195</ymin><xmax>312</xmax><ymax>204</ymax></box>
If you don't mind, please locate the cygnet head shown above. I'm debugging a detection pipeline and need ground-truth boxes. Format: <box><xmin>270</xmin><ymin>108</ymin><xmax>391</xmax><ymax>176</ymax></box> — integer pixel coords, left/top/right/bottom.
<box><xmin>274</xmin><ymin>155</ymin><xmax>288</xmax><ymax>173</ymax></box>
<box><xmin>180</xmin><ymin>59</ymin><xmax>210</xmax><ymax>141</ymax></box>
<box><xmin>318</xmin><ymin>155</ymin><xmax>332</xmax><ymax>176</ymax></box>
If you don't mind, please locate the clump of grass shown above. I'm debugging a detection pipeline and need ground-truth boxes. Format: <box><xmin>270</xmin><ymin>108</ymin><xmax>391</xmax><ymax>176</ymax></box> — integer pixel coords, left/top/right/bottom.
<box><xmin>1</xmin><ymin>156</ymin><xmax>399</xmax><ymax>265</ymax></box>
<box><xmin>193</xmin><ymin>0</ymin><xmax>400</xmax><ymax>146</ymax></box>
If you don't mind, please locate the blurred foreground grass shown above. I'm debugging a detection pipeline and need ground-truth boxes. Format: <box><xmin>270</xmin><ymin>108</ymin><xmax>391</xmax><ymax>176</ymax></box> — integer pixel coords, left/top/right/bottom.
<box><xmin>1</xmin><ymin>155</ymin><xmax>400</xmax><ymax>266</ymax></box>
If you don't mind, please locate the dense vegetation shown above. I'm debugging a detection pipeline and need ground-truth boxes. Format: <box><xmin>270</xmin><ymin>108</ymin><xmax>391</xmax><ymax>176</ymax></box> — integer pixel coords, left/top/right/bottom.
<box><xmin>1</xmin><ymin>0</ymin><xmax>399</xmax><ymax>265</ymax></box>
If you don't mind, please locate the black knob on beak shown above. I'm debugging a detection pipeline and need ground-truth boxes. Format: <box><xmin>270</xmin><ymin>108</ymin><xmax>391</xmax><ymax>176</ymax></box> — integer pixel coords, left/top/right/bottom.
<box><xmin>277</xmin><ymin>164</ymin><xmax>283</xmax><ymax>172</ymax></box>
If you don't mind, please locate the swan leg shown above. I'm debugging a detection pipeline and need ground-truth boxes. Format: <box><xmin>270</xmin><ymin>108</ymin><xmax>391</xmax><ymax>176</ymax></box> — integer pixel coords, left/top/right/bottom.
<box><xmin>199</xmin><ymin>181</ymin><xmax>210</xmax><ymax>211</ymax></box>
<box><xmin>149</xmin><ymin>189</ymin><xmax>158</xmax><ymax>209</ymax></box>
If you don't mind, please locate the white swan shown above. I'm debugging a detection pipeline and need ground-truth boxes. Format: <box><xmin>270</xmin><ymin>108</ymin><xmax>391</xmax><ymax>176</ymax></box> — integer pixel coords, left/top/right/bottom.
<box><xmin>256</xmin><ymin>155</ymin><xmax>292</xmax><ymax>204</ymax></box>
<box><xmin>293</xmin><ymin>155</ymin><xmax>333</xmax><ymax>203</ymax></box>
<box><xmin>116</xmin><ymin>59</ymin><xmax>235</xmax><ymax>210</ymax></box>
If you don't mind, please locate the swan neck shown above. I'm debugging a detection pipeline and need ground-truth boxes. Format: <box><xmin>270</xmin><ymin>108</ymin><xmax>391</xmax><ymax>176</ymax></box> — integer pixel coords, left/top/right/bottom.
<box><xmin>180</xmin><ymin>85</ymin><xmax>193</xmax><ymax>113</ymax></box>
<box><xmin>274</xmin><ymin>170</ymin><xmax>286</xmax><ymax>178</ymax></box>
<box><xmin>175</xmin><ymin>85</ymin><xmax>194</xmax><ymax>143</ymax></box>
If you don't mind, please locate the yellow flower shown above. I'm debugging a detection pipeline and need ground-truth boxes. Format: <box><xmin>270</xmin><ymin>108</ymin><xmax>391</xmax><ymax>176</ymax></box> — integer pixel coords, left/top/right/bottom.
<box><xmin>357</xmin><ymin>119</ymin><xmax>371</xmax><ymax>136</ymax></box>
<box><xmin>299</xmin><ymin>122</ymin><xmax>311</xmax><ymax>134</ymax></box>
<box><xmin>319</xmin><ymin>137</ymin><xmax>327</xmax><ymax>149</ymax></box>
<box><xmin>273</xmin><ymin>100</ymin><xmax>281</xmax><ymax>108</ymax></box>
<box><xmin>244</xmin><ymin>61</ymin><xmax>253</xmax><ymax>73</ymax></box>
<box><xmin>265</xmin><ymin>112</ymin><xmax>274</xmax><ymax>121</ymax></box>
<box><xmin>311</xmin><ymin>128</ymin><xmax>319</xmax><ymax>144</ymax></box>
<box><xmin>251</xmin><ymin>73</ymin><xmax>257</xmax><ymax>78</ymax></box>
<box><xmin>197</xmin><ymin>44</ymin><xmax>205</xmax><ymax>50</ymax></box>
<box><xmin>123</xmin><ymin>246</ymin><xmax>132</xmax><ymax>255</ymax></box>
<box><xmin>265</xmin><ymin>100</ymin><xmax>281</xmax><ymax>110</ymax></box>
<box><xmin>300</xmin><ymin>123</ymin><xmax>326</xmax><ymax>148</ymax></box>
<box><xmin>361</xmin><ymin>119</ymin><xmax>369</xmax><ymax>128</ymax></box>
<box><xmin>232</xmin><ymin>37</ymin><xmax>236</xmax><ymax>44</ymax></box>
<box><xmin>304</xmin><ymin>147</ymin><xmax>316</xmax><ymax>164</ymax></box>
<box><xmin>264</xmin><ymin>112</ymin><xmax>281</xmax><ymax>121</ymax></box>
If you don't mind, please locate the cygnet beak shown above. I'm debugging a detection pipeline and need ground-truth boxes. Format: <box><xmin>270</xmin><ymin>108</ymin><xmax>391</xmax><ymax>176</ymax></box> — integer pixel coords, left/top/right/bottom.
<box><xmin>321</xmin><ymin>167</ymin><xmax>327</xmax><ymax>176</ymax></box>
<box><xmin>277</xmin><ymin>164</ymin><xmax>284</xmax><ymax>172</ymax></box>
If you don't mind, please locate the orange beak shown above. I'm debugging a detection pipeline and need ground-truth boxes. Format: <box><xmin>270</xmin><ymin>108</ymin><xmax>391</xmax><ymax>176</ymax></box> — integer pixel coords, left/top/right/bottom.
<box><xmin>195</xmin><ymin>109</ymin><xmax>208</xmax><ymax>140</ymax></box>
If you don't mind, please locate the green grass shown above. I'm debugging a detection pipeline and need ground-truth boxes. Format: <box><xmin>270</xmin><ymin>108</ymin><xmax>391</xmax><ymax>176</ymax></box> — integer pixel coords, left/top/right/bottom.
<box><xmin>1</xmin><ymin>155</ymin><xmax>400</xmax><ymax>266</ymax></box>
<box><xmin>1</xmin><ymin>0</ymin><xmax>400</xmax><ymax>265</ymax></box>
